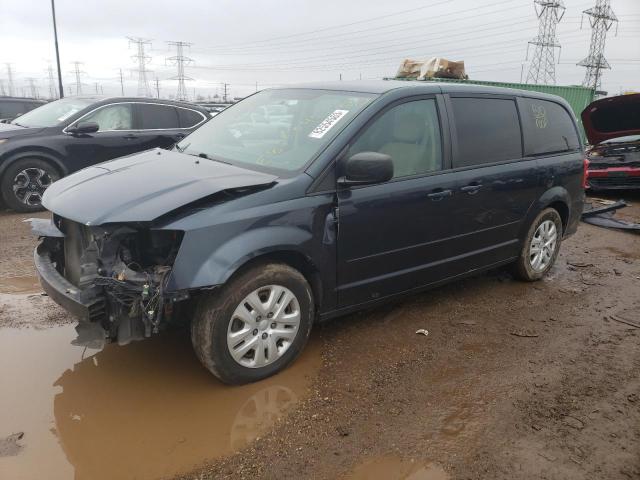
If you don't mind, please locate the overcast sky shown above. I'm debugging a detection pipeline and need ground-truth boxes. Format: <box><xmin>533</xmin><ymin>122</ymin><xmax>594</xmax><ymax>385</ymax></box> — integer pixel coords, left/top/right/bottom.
<box><xmin>1</xmin><ymin>0</ymin><xmax>638</xmax><ymax>100</ymax></box>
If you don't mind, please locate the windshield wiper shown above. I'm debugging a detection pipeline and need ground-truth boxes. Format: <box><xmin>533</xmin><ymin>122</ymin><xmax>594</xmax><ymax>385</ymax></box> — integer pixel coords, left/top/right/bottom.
<box><xmin>183</xmin><ymin>149</ymin><xmax>231</xmax><ymax>165</ymax></box>
<box><xmin>174</xmin><ymin>142</ymin><xmax>190</xmax><ymax>153</ymax></box>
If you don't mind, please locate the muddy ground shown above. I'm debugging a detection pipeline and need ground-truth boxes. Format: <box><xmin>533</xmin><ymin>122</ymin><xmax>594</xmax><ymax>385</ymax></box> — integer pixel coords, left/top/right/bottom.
<box><xmin>0</xmin><ymin>194</ymin><xmax>639</xmax><ymax>480</ymax></box>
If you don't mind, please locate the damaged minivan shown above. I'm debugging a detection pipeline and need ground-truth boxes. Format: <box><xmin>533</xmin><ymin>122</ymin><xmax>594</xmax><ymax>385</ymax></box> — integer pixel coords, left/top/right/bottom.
<box><xmin>33</xmin><ymin>81</ymin><xmax>586</xmax><ymax>384</ymax></box>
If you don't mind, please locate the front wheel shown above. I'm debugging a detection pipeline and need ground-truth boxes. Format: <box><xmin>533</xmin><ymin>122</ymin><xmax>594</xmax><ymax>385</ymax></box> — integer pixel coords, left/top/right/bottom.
<box><xmin>514</xmin><ymin>208</ymin><xmax>563</xmax><ymax>281</ymax></box>
<box><xmin>1</xmin><ymin>158</ymin><xmax>60</xmax><ymax>212</ymax></box>
<box><xmin>191</xmin><ymin>263</ymin><xmax>314</xmax><ymax>384</ymax></box>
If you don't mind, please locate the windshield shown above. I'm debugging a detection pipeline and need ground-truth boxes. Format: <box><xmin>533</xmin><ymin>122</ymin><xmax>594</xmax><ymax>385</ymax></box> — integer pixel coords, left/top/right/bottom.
<box><xmin>176</xmin><ymin>89</ymin><xmax>376</xmax><ymax>172</ymax></box>
<box><xmin>13</xmin><ymin>97</ymin><xmax>96</xmax><ymax>128</ymax></box>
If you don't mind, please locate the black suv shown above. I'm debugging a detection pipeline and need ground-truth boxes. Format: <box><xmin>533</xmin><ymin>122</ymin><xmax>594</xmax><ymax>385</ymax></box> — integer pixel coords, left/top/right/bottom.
<box><xmin>0</xmin><ymin>96</ymin><xmax>209</xmax><ymax>211</ymax></box>
<box><xmin>32</xmin><ymin>81</ymin><xmax>585</xmax><ymax>384</ymax></box>
<box><xmin>0</xmin><ymin>96</ymin><xmax>46</xmax><ymax>123</ymax></box>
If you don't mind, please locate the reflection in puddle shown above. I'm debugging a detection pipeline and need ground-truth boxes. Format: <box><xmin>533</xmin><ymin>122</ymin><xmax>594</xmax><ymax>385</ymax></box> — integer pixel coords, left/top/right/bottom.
<box><xmin>0</xmin><ymin>276</ymin><xmax>40</xmax><ymax>294</ymax></box>
<box><xmin>0</xmin><ymin>324</ymin><xmax>320</xmax><ymax>479</ymax></box>
<box><xmin>345</xmin><ymin>455</ymin><xmax>449</xmax><ymax>480</ymax></box>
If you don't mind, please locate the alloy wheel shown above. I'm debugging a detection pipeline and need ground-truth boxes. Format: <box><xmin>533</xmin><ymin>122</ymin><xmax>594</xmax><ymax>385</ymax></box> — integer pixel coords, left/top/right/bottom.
<box><xmin>12</xmin><ymin>167</ymin><xmax>54</xmax><ymax>207</ymax></box>
<box><xmin>529</xmin><ymin>219</ymin><xmax>557</xmax><ymax>272</ymax></box>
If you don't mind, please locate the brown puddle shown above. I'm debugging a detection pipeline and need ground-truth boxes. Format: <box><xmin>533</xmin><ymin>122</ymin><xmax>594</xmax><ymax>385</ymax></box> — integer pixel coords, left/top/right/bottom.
<box><xmin>0</xmin><ymin>276</ymin><xmax>41</xmax><ymax>294</ymax></box>
<box><xmin>0</xmin><ymin>324</ymin><xmax>321</xmax><ymax>479</ymax></box>
<box><xmin>344</xmin><ymin>455</ymin><xmax>449</xmax><ymax>480</ymax></box>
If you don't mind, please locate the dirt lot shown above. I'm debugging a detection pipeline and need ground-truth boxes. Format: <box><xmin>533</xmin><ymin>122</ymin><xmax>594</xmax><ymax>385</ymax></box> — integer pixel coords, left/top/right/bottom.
<box><xmin>0</xmin><ymin>195</ymin><xmax>639</xmax><ymax>480</ymax></box>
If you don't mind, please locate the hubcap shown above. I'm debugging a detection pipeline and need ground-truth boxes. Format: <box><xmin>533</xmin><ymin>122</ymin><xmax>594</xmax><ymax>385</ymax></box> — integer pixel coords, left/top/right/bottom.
<box><xmin>12</xmin><ymin>168</ymin><xmax>54</xmax><ymax>206</ymax></box>
<box><xmin>529</xmin><ymin>220</ymin><xmax>557</xmax><ymax>272</ymax></box>
<box><xmin>227</xmin><ymin>285</ymin><xmax>301</xmax><ymax>368</ymax></box>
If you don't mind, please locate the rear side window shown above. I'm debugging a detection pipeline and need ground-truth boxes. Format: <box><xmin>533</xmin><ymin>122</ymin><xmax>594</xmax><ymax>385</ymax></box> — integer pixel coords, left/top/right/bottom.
<box><xmin>520</xmin><ymin>98</ymin><xmax>580</xmax><ymax>155</ymax></box>
<box><xmin>138</xmin><ymin>104</ymin><xmax>180</xmax><ymax>129</ymax></box>
<box><xmin>177</xmin><ymin>108</ymin><xmax>205</xmax><ymax>128</ymax></box>
<box><xmin>451</xmin><ymin>97</ymin><xmax>522</xmax><ymax>168</ymax></box>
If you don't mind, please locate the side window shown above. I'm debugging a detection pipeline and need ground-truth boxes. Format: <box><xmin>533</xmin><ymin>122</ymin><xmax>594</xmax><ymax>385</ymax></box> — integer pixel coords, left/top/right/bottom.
<box><xmin>80</xmin><ymin>104</ymin><xmax>133</xmax><ymax>131</ymax></box>
<box><xmin>520</xmin><ymin>98</ymin><xmax>580</xmax><ymax>155</ymax></box>
<box><xmin>451</xmin><ymin>97</ymin><xmax>522</xmax><ymax>168</ymax></box>
<box><xmin>349</xmin><ymin>99</ymin><xmax>442</xmax><ymax>178</ymax></box>
<box><xmin>138</xmin><ymin>104</ymin><xmax>180</xmax><ymax>129</ymax></box>
<box><xmin>177</xmin><ymin>108</ymin><xmax>205</xmax><ymax>128</ymax></box>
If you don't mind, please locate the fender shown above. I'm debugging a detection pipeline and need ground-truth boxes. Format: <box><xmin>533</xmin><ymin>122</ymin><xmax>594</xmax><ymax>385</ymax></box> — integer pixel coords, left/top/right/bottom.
<box><xmin>166</xmin><ymin>225</ymin><xmax>314</xmax><ymax>291</ymax></box>
<box><xmin>518</xmin><ymin>186</ymin><xmax>570</xmax><ymax>240</ymax></box>
<box><xmin>0</xmin><ymin>148</ymin><xmax>68</xmax><ymax>178</ymax></box>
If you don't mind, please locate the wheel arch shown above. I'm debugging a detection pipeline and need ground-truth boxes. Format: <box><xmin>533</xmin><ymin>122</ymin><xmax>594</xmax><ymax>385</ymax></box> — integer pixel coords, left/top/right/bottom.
<box><xmin>520</xmin><ymin>186</ymin><xmax>571</xmax><ymax>240</ymax></box>
<box><xmin>0</xmin><ymin>149</ymin><xmax>68</xmax><ymax>181</ymax></box>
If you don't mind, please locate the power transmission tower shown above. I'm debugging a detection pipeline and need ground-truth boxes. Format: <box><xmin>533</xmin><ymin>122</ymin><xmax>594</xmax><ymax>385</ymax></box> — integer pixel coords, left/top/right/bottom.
<box><xmin>222</xmin><ymin>82</ymin><xmax>230</xmax><ymax>103</ymax></box>
<box><xmin>25</xmin><ymin>78</ymin><xmax>39</xmax><ymax>98</ymax></box>
<box><xmin>0</xmin><ymin>79</ymin><xmax>6</xmax><ymax>96</ymax></box>
<box><xmin>154</xmin><ymin>77</ymin><xmax>161</xmax><ymax>98</ymax></box>
<box><xmin>166</xmin><ymin>41</ymin><xmax>193</xmax><ymax>101</ymax></box>
<box><xmin>118</xmin><ymin>68</ymin><xmax>125</xmax><ymax>96</ymax></box>
<box><xmin>577</xmin><ymin>0</ymin><xmax>618</xmax><ymax>91</ymax></box>
<box><xmin>525</xmin><ymin>0</ymin><xmax>566</xmax><ymax>85</ymax></box>
<box><xmin>5</xmin><ymin>64</ymin><xmax>15</xmax><ymax>97</ymax></box>
<box><xmin>127</xmin><ymin>37</ymin><xmax>153</xmax><ymax>97</ymax></box>
<box><xmin>46</xmin><ymin>64</ymin><xmax>58</xmax><ymax>99</ymax></box>
<box><xmin>70</xmin><ymin>61</ymin><xmax>86</xmax><ymax>95</ymax></box>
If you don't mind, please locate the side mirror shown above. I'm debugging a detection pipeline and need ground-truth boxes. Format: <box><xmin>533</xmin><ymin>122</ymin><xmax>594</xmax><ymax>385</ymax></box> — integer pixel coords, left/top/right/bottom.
<box><xmin>67</xmin><ymin>121</ymin><xmax>99</xmax><ymax>135</ymax></box>
<box><xmin>338</xmin><ymin>152</ymin><xmax>394</xmax><ymax>186</ymax></box>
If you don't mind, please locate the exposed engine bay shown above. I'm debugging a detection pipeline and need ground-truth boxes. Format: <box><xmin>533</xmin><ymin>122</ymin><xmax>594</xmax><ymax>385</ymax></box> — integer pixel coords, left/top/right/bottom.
<box><xmin>39</xmin><ymin>215</ymin><xmax>189</xmax><ymax>347</ymax></box>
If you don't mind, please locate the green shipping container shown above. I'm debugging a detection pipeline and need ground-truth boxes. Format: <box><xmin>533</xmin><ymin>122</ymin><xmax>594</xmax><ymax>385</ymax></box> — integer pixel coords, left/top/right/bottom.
<box><xmin>390</xmin><ymin>77</ymin><xmax>595</xmax><ymax>141</ymax></box>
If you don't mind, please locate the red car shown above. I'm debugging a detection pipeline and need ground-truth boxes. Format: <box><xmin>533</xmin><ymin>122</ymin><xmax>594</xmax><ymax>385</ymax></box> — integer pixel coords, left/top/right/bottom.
<box><xmin>582</xmin><ymin>93</ymin><xmax>640</xmax><ymax>190</ymax></box>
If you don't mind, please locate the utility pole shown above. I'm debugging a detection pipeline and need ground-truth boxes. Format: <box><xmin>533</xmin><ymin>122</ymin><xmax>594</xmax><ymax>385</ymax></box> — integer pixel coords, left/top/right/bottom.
<box><xmin>46</xmin><ymin>64</ymin><xmax>57</xmax><ymax>99</ymax></box>
<box><xmin>70</xmin><ymin>61</ymin><xmax>85</xmax><ymax>95</ymax></box>
<box><xmin>0</xmin><ymin>79</ymin><xmax>6</xmax><ymax>96</ymax></box>
<box><xmin>127</xmin><ymin>36</ymin><xmax>153</xmax><ymax>97</ymax></box>
<box><xmin>221</xmin><ymin>82</ymin><xmax>230</xmax><ymax>103</ymax></box>
<box><xmin>25</xmin><ymin>78</ymin><xmax>39</xmax><ymax>98</ymax></box>
<box><xmin>166</xmin><ymin>41</ymin><xmax>193</xmax><ymax>101</ymax></box>
<box><xmin>578</xmin><ymin>0</ymin><xmax>618</xmax><ymax>92</ymax></box>
<box><xmin>525</xmin><ymin>0</ymin><xmax>565</xmax><ymax>85</ymax></box>
<box><xmin>154</xmin><ymin>77</ymin><xmax>161</xmax><ymax>98</ymax></box>
<box><xmin>50</xmin><ymin>0</ymin><xmax>64</xmax><ymax>98</ymax></box>
<box><xmin>118</xmin><ymin>68</ymin><xmax>125</xmax><ymax>96</ymax></box>
<box><xmin>94</xmin><ymin>82</ymin><xmax>102</xmax><ymax>94</ymax></box>
<box><xmin>5</xmin><ymin>64</ymin><xmax>15</xmax><ymax>97</ymax></box>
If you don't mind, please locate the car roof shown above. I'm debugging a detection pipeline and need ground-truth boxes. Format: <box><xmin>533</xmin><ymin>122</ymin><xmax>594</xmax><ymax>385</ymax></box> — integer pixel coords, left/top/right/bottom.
<box><xmin>266</xmin><ymin>80</ymin><xmax>568</xmax><ymax>103</ymax></box>
<box><xmin>65</xmin><ymin>95</ymin><xmax>209</xmax><ymax>112</ymax></box>
<box><xmin>0</xmin><ymin>96</ymin><xmax>47</xmax><ymax>103</ymax></box>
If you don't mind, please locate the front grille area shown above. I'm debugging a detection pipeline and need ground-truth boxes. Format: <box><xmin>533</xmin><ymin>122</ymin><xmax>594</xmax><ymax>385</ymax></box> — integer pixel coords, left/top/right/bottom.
<box><xmin>589</xmin><ymin>176</ymin><xmax>640</xmax><ymax>188</ymax></box>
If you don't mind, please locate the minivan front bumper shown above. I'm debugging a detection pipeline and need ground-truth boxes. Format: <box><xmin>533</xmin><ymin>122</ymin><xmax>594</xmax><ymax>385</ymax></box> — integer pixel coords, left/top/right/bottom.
<box><xmin>34</xmin><ymin>242</ymin><xmax>106</xmax><ymax>322</ymax></box>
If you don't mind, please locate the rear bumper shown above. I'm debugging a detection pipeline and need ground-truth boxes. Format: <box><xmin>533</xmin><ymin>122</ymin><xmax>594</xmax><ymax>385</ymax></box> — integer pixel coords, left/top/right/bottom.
<box><xmin>34</xmin><ymin>242</ymin><xmax>105</xmax><ymax>322</ymax></box>
<box><xmin>587</xmin><ymin>167</ymin><xmax>640</xmax><ymax>190</ymax></box>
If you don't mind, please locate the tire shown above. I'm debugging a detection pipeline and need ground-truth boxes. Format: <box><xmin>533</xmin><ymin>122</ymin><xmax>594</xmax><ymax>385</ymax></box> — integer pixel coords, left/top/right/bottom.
<box><xmin>191</xmin><ymin>262</ymin><xmax>314</xmax><ymax>385</ymax></box>
<box><xmin>1</xmin><ymin>158</ymin><xmax>60</xmax><ymax>212</ymax></box>
<box><xmin>514</xmin><ymin>208</ymin><xmax>563</xmax><ymax>281</ymax></box>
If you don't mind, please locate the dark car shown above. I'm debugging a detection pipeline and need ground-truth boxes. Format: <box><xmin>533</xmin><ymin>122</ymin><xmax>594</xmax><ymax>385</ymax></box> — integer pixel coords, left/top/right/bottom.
<box><xmin>0</xmin><ymin>96</ymin><xmax>47</xmax><ymax>123</ymax></box>
<box><xmin>582</xmin><ymin>93</ymin><xmax>640</xmax><ymax>190</ymax></box>
<box><xmin>0</xmin><ymin>96</ymin><xmax>209</xmax><ymax>211</ymax></box>
<box><xmin>32</xmin><ymin>81</ymin><xmax>585</xmax><ymax>384</ymax></box>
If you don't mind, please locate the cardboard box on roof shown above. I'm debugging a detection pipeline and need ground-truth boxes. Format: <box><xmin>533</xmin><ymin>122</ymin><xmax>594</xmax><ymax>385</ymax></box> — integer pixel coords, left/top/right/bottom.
<box><xmin>396</xmin><ymin>57</ymin><xmax>467</xmax><ymax>80</ymax></box>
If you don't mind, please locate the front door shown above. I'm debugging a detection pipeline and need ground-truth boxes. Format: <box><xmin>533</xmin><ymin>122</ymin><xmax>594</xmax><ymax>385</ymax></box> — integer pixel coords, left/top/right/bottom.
<box><xmin>336</xmin><ymin>97</ymin><xmax>462</xmax><ymax>307</ymax></box>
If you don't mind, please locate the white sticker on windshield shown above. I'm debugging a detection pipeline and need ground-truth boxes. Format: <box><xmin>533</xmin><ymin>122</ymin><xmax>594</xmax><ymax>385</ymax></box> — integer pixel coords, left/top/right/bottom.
<box><xmin>309</xmin><ymin>109</ymin><xmax>349</xmax><ymax>139</ymax></box>
<box><xmin>57</xmin><ymin>109</ymin><xmax>79</xmax><ymax>122</ymax></box>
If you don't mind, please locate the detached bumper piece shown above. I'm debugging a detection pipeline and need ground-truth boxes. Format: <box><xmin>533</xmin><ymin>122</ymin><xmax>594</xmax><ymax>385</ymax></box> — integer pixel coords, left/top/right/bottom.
<box><xmin>581</xmin><ymin>200</ymin><xmax>640</xmax><ymax>232</ymax></box>
<box><xmin>34</xmin><ymin>243</ymin><xmax>106</xmax><ymax>322</ymax></box>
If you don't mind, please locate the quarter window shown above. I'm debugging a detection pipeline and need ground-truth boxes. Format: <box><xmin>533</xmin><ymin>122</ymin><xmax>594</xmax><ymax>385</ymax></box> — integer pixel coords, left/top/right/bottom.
<box><xmin>177</xmin><ymin>108</ymin><xmax>205</xmax><ymax>128</ymax></box>
<box><xmin>79</xmin><ymin>104</ymin><xmax>133</xmax><ymax>131</ymax></box>
<box><xmin>520</xmin><ymin>98</ymin><xmax>580</xmax><ymax>155</ymax></box>
<box><xmin>451</xmin><ymin>97</ymin><xmax>522</xmax><ymax>168</ymax></box>
<box><xmin>138</xmin><ymin>104</ymin><xmax>180</xmax><ymax>129</ymax></box>
<box><xmin>349</xmin><ymin>99</ymin><xmax>443</xmax><ymax>178</ymax></box>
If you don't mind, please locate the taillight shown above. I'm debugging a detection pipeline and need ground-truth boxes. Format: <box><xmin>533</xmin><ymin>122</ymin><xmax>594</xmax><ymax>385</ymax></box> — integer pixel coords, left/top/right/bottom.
<box><xmin>582</xmin><ymin>158</ymin><xmax>590</xmax><ymax>189</ymax></box>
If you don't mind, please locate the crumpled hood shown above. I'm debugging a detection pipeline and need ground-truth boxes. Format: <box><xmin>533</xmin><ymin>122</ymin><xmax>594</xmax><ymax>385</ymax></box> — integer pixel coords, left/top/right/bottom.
<box><xmin>581</xmin><ymin>93</ymin><xmax>640</xmax><ymax>145</ymax></box>
<box><xmin>43</xmin><ymin>148</ymin><xmax>277</xmax><ymax>225</ymax></box>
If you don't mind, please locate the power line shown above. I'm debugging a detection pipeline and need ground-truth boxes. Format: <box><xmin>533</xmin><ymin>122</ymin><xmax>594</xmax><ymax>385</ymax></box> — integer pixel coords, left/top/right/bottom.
<box><xmin>128</xmin><ymin>36</ymin><xmax>153</xmax><ymax>97</ymax></box>
<box><xmin>525</xmin><ymin>0</ymin><xmax>566</xmax><ymax>85</ymax></box>
<box><xmin>578</xmin><ymin>0</ymin><xmax>618</xmax><ymax>91</ymax></box>
<box><xmin>166</xmin><ymin>41</ymin><xmax>193</xmax><ymax>101</ymax></box>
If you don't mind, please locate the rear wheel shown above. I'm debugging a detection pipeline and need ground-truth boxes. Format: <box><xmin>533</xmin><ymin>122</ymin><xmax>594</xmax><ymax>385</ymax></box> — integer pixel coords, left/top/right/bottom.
<box><xmin>191</xmin><ymin>263</ymin><xmax>314</xmax><ymax>384</ymax></box>
<box><xmin>1</xmin><ymin>158</ymin><xmax>60</xmax><ymax>212</ymax></box>
<box><xmin>514</xmin><ymin>208</ymin><xmax>563</xmax><ymax>281</ymax></box>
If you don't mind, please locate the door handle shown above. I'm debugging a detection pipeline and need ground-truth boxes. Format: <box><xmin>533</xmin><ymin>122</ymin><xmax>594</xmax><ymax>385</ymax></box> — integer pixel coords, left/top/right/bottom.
<box><xmin>460</xmin><ymin>184</ymin><xmax>482</xmax><ymax>194</ymax></box>
<box><xmin>123</xmin><ymin>134</ymin><xmax>138</xmax><ymax>140</ymax></box>
<box><xmin>426</xmin><ymin>189</ymin><xmax>452</xmax><ymax>201</ymax></box>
